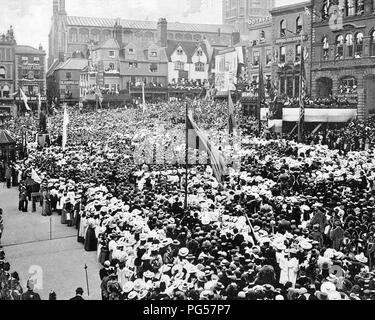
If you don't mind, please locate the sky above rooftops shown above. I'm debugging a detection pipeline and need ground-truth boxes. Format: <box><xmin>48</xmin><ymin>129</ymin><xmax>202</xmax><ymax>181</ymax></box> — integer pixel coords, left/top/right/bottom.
<box><xmin>0</xmin><ymin>0</ymin><xmax>297</xmax><ymax>54</ymax></box>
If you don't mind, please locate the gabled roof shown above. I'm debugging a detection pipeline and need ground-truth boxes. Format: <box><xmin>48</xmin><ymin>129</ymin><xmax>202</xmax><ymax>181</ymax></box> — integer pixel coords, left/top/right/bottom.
<box><xmin>166</xmin><ymin>40</ymin><xmax>208</xmax><ymax>63</ymax></box>
<box><xmin>66</xmin><ymin>16</ymin><xmax>234</xmax><ymax>34</ymax></box>
<box><xmin>122</xmin><ymin>42</ymin><xmax>168</xmax><ymax>63</ymax></box>
<box><xmin>94</xmin><ymin>38</ymin><xmax>120</xmax><ymax>50</ymax></box>
<box><xmin>15</xmin><ymin>45</ymin><xmax>45</xmax><ymax>55</ymax></box>
<box><xmin>55</xmin><ymin>58</ymin><xmax>88</xmax><ymax>71</ymax></box>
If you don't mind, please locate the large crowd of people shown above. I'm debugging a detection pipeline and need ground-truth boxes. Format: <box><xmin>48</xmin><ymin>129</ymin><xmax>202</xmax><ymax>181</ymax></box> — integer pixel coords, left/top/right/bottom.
<box><xmin>2</xmin><ymin>98</ymin><xmax>375</xmax><ymax>300</ymax></box>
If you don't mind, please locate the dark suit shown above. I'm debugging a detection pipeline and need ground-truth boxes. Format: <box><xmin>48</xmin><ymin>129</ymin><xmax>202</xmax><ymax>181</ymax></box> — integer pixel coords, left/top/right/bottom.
<box><xmin>70</xmin><ymin>295</ymin><xmax>84</xmax><ymax>300</ymax></box>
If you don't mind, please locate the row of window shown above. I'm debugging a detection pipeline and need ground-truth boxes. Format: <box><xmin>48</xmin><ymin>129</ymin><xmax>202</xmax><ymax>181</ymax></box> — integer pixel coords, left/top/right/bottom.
<box><xmin>322</xmin><ymin>31</ymin><xmax>375</xmax><ymax>60</ymax></box>
<box><xmin>174</xmin><ymin>61</ymin><xmax>205</xmax><ymax>72</ymax></box>
<box><xmin>252</xmin><ymin>48</ymin><xmax>274</xmax><ymax>66</ymax></box>
<box><xmin>321</xmin><ymin>0</ymin><xmax>374</xmax><ymax>20</ymax></box>
<box><xmin>69</xmin><ymin>29</ymin><xmax>204</xmax><ymax>44</ymax></box>
<box><xmin>280</xmin><ymin>17</ymin><xmax>303</xmax><ymax>38</ymax></box>
<box><xmin>21</xmin><ymin>56</ymin><xmax>40</xmax><ymax>64</ymax></box>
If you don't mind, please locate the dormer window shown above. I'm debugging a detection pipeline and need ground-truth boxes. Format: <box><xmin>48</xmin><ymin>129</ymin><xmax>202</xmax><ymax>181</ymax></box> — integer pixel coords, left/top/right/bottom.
<box><xmin>151</xmin><ymin>51</ymin><xmax>157</xmax><ymax>57</ymax></box>
<box><xmin>196</xmin><ymin>49</ymin><xmax>203</xmax><ymax>56</ymax></box>
<box><xmin>22</xmin><ymin>56</ymin><xmax>28</xmax><ymax>64</ymax></box>
<box><xmin>177</xmin><ymin>49</ymin><xmax>184</xmax><ymax>55</ymax></box>
<box><xmin>128</xmin><ymin>48</ymin><xmax>135</xmax><ymax>54</ymax></box>
<box><xmin>33</xmin><ymin>57</ymin><xmax>40</xmax><ymax>64</ymax></box>
<box><xmin>109</xmin><ymin>50</ymin><xmax>115</xmax><ymax>58</ymax></box>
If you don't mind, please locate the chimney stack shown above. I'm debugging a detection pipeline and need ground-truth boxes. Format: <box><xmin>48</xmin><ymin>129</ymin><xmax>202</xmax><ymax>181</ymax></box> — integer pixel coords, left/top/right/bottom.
<box><xmin>114</xmin><ymin>19</ymin><xmax>123</xmax><ymax>48</ymax></box>
<box><xmin>157</xmin><ymin>18</ymin><xmax>168</xmax><ymax>47</ymax></box>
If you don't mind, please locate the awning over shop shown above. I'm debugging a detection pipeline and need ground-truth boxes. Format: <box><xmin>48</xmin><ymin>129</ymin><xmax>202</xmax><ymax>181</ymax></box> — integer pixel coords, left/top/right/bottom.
<box><xmin>283</xmin><ymin>108</ymin><xmax>357</xmax><ymax>123</ymax></box>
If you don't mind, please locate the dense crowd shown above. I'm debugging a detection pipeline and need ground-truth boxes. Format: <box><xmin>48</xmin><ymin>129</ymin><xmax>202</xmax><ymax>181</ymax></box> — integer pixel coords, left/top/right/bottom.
<box><xmin>3</xmin><ymin>98</ymin><xmax>375</xmax><ymax>300</ymax></box>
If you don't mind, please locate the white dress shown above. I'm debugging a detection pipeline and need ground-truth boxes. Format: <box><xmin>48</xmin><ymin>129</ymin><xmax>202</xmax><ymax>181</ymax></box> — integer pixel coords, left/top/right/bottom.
<box><xmin>279</xmin><ymin>256</ymin><xmax>299</xmax><ymax>287</ymax></box>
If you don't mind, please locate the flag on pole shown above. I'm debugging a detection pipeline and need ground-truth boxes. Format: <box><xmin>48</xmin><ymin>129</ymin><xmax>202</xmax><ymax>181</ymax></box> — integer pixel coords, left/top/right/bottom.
<box><xmin>62</xmin><ymin>104</ymin><xmax>69</xmax><ymax>151</ymax></box>
<box><xmin>228</xmin><ymin>91</ymin><xmax>237</xmax><ymax>135</ymax></box>
<box><xmin>186</xmin><ymin>111</ymin><xmax>226</xmax><ymax>183</ymax></box>
<box><xmin>258</xmin><ymin>63</ymin><xmax>265</xmax><ymax>132</ymax></box>
<box><xmin>31</xmin><ymin>169</ymin><xmax>42</xmax><ymax>184</ymax></box>
<box><xmin>20</xmin><ymin>88</ymin><xmax>31</xmax><ymax>111</ymax></box>
<box><xmin>142</xmin><ymin>82</ymin><xmax>147</xmax><ymax>113</ymax></box>
<box><xmin>299</xmin><ymin>45</ymin><xmax>307</xmax><ymax>141</ymax></box>
<box><xmin>37</xmin><ymin>93</ymin><xmax>42</xmax><ymax>118</ymax></box>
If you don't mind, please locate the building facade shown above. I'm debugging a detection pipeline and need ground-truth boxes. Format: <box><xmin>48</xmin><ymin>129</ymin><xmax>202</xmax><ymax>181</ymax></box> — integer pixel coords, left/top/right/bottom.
<box><xmin>0</xmin><ymin>27</ymin><xmax>16</xmax><ymax>110</ymax></box>
<box><xmin>47</xmin><ymin>58</ymin><xmax>87</xmax><ymax>104</ymax></box>
<box><xmin>311</xmin><ymin>0</ymin><xmax>375</xmax><ymax>119</ymax></box>
<box><xmin>222</xmin><ymin>0</ymin><xmax>275</xmax><ymax>34</ymax></box>
<box><xmin>246</xmin><ymin>16</ymin><xmax>273</xmax><ymax>85</ymax></box>
<box><xmin>48</xmin><ymin>0</ymin><xmax>235</xmax><ymax>68</ymax></box>
<box><xmin>166</xmin><ymin>40</ymin><xmax>210</xmax><ymax>84</ymax></box>
<box><xmin>271</xmin><ymin>1</ymin><xmax>312</xmax><ymax>99</ymax></box>
<box><xmin>14</xmin><ymin>45</ymin><xmax>47</xmax><ymax>109</ymax></box>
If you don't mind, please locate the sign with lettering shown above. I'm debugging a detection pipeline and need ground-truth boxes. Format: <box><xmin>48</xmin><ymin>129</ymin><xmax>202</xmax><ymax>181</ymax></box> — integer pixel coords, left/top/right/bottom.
<box><xmin>276</xmin><ymin>35</ymin><xmax>308</xmax><ymax>44</ymax></box>
<box><xmin>19</xmin><ymin>64</ymin><xmax>42</xmax><ymax>70</ymax></box>
<box><xmin>61</xmin><ymin>80</ymin><xmax>79</xmax><ymax>85</ymax></box>
<box><xmin>16</xmin><ymin>96</ymin><xmax>47</xmax><ymax>102</ymax></box>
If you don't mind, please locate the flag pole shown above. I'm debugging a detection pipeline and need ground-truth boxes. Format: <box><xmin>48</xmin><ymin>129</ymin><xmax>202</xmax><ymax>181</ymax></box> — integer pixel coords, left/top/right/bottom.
<box><xmin>84</xmin><ymin>264</ymin><xmax>90</xmax><ymax>296</ymax></box>
<box><xmin>184</xmin><ymin>101</ymin><xmax>189</xmax><ymax>210</ymax></box>
<box><xmin>298</xmin><ymin>21</ymin><xmax>304</xmax><ymax>143</ymax></box>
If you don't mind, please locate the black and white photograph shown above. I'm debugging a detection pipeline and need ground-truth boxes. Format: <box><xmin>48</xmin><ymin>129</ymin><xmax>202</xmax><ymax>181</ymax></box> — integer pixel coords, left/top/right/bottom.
<box><xmin>1</xmin><ymin>0</ymin><xmax>375</xmax><ymax>305</ymax></box>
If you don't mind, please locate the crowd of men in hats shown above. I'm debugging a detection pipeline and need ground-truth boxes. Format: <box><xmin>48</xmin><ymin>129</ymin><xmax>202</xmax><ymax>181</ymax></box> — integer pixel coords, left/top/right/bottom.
<box><xmin>2</xmin><ymin>99</ymin><xmax>375</xmax><ymax>300</ymax></box>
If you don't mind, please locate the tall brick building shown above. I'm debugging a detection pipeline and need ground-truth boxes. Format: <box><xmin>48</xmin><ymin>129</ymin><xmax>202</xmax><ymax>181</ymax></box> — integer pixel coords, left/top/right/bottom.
<box><xmin>311</xmin><ymin>0</ymin><xmax>375</xmax><ymax>119</ymax></box>
<box><xmin>222</xmin><ymin>0</ymin><xmax>275</xmax><ymax>34</ymax></box>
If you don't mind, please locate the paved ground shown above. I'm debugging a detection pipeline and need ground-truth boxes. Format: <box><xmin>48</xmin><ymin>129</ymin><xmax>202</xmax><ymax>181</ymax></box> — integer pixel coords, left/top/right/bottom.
<box><xmin>0</xmin><ymin>186</ymin><xmax>101</xmax><ymax>300</ymax></box>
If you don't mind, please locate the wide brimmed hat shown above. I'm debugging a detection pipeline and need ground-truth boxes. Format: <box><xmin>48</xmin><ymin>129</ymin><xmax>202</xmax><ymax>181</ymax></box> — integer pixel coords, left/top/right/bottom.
<box><xmin>178</xmin><ymin>247</ymin><xmax>189</xmax><ymax>257</ymax></box>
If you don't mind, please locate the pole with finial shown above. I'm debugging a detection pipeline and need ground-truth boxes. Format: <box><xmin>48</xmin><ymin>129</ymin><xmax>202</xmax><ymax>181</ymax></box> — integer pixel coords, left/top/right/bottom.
<box><xmin>84</xmin><ymin>264</ymin><xmax>90</xmax><ymax>296</ymax></box>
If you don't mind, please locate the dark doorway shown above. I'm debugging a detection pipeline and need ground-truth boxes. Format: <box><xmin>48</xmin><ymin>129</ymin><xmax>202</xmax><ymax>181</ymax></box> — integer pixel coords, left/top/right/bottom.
<box><xmin>316</xmin><ymin>77</ymin><xmax>333</xmax><ymax>97</ymax></box>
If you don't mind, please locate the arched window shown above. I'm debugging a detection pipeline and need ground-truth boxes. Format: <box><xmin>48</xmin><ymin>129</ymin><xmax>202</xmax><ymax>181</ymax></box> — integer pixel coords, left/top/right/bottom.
<box><xmin>103</xmin><ymin>30</ymin><xmax>112</xmax><ymax>41</ymax></box>
<box><xmin>371</xmin><ymin>30</ymin><xmax>375</xmax><ymax>56</ymax></box>
<box><xmin>193</xmin><ymin>34</ymin><xmax>202</xmax><ymax>41</ymax></box>
<box><xmin>296</xmin><ymin>17</ymin><xmax>303</xmax><ymax>34</ymax></box>
<box><xmin>280</xmin><ymin>20</ymin><xmax>286</xmax><ymax>38</ymax></box>
<box><xmin>321</xmin><ymin>0</ymin><xmax>331</xmax><ymax>20</ymax></box>
<box><xmin>357</xmin><ymin>0</ymin><xmax>364</xmax><ymax>15</ymax></box>
<box><xmin>184</xmin><ymin>33</ymin><xmax>193</xmax><ymax>41</ymax></box>
<box><xmin>323</xmin><ymin>36</ymin><xmax>330</xmax><ymax>60</ymax></box>
<box><xmin>0</xmin><ymin>66</ymin><xmax>5</xmax><ymax>79</ymax></box>
<box><xmin>69</xmin><ymin>29</ymin><xmax>78</xmax><ymax>43</ymax></box>
<box><xmin>348</xmin><ymin>0</ymin><xmax>356</xmax><ymax>16</ymax></box>
<box><xmin>91</xmin><ymin>30</ymin><xmax>100</xmax><ymax>42</ymax></box>
<box><xmin>175</xmin><ymin>33</ymin><xmax>183</xmax><ymax>40</ymax></box>
<box><xmin>79</xmin><ymin>29</ymin><xmax>89</xmax><ymax>43</ymax></box>
<box><xmin>346</xmin><ymin>34</ymin><xmax>354</xmax><ymax>57</ymax></box>
<box><xmin>336</xmin><ymin>35</ymin><xmax>344</xmax><ymax>60</ymax></box>
<box><xmin>2</xmin><ymin>84</ymin><xmax>10</xmax><ymax>97</ymax></box>
<box><xmin>355</xmin><ymin>33</ymin><xmax>364</xmax><ymax>57</ymax></box>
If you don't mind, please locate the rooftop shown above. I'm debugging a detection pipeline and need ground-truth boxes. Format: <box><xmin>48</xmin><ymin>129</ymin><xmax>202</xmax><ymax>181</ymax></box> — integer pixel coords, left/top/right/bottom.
<box><xmin>66</xmin><ymin>16</ymin><xmax>235</xmax><ymax>34</ymax></box>
<box><xmin>15</xmin><ymin>45</ymin><xmax>45</xmax><ymax>55</ymax></box>
<box><xmin>55</xmin><ymin>58</ymin><xmax>88</xmax><ymax>71</ymax></box>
